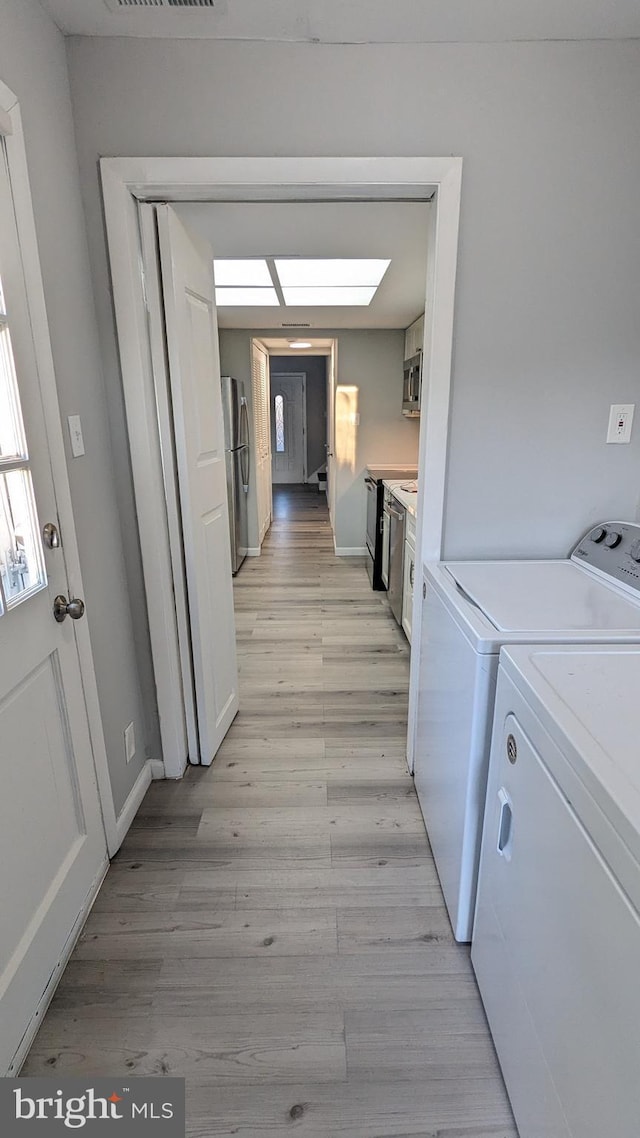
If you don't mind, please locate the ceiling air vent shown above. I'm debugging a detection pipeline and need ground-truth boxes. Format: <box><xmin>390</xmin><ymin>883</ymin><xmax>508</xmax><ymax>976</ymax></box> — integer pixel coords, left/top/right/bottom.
<box><xmin>106</xmin><ymin>0</ymin><xmax>216</xmax><ymax>9</ymax></box>
<box><xmin>281</xmin><ymin>323</ymin><xmax>312</xmax><ymax>328</ymax></box>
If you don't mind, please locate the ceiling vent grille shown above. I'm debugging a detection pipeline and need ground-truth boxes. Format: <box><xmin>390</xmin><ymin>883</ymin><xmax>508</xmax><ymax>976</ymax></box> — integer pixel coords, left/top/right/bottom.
<box><xmin>107</xmin><ymin>0</ymin><xmax>216</xmax><ymax>9</ymax></box>
<box><xmin>281</xmin><ymin>323</ymin><xmax>312</xmax><ymax>328</ymax></box>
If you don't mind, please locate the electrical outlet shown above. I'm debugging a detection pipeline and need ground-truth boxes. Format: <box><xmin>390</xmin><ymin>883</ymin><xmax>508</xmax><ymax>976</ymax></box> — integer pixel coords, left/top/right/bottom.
<box><xmin>606</xmin><ymin>404</ymin><xmax>635</xmax><ymax>444</ymax></box>
<box><xmin>124</xmin><ymin>722</ymin><xmax>136</xmax><ymax>764</ymax></box>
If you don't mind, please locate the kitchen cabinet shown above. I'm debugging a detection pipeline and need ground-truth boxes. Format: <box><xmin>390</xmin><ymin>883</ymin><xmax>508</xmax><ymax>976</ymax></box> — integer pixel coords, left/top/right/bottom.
<box><xmin>403</xmin><ymin>313</ymin><xmax>425</xmax><ymax>362</ymax></box>
<box><xmin>402</xmin><ymin>511</ymin><xmax>416</xmax><ymax>643</ymax></box>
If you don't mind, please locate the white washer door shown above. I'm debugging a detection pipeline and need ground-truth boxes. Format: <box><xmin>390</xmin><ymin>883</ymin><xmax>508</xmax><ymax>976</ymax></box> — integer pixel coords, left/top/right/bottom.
<box><xmin>473</xmin><ymin>683</ymin><xmax>640</xmax><ymax>1138</ymax></box>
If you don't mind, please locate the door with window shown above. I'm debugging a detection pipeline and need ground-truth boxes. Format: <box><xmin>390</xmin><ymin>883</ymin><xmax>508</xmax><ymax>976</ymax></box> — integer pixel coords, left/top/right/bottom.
<box><xmin>0</xmin><ymin>128</ymin><xmax>106</xmax><ymax>1073</ymax></box>
<box><xmin>271</xmin><ymin>373</ymin><xmax>305</xmax><ymax>484</ymax></box>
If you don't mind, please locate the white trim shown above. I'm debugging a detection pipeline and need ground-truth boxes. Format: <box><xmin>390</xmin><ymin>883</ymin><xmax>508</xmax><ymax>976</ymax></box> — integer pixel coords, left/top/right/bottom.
<box><xmin>100</xmin><ymin>156</ymin><xmax>462</xmax><ymax>785</ymax></box>
<box><xmin>113</xmin><ymin>759</ymin><xmax>153</xmax><ymax>849</ymax></box>
<box><xmin>246</xmin><ymin>547</ymin><xmax>261</xmax><ymax>557</ymax></box>
<box><xmin>9</xmin><ymin>859</ymin><xmax>109</xmax><ymax>1076</ymax></box>
<box><xmin>335</xmin><ymin>546</ymin><xmax>367</xmax><ymax>556</ymax></box>
<box><xmin>150</xmin><ymin>759</ymin><xmax>166</xmax><ymax>780</ymax></box>
<box><xmin>139</xmin><ymin>204</ymin><xmax>196</xmax><ymax>771</ymax></box>
<box><xmin>406</xmin><ymin>161</ymin><xmax>462</xmax><ymax>772</ymax></box>
<box><xmin>102</xmin><ymin>169</ymin><xmax>190</xmax><ymax>780</ymax></box>
<box><xmin>0</xmin><ymin>83</ymin><xmax>118</xmax><ymax>852</ymax></box>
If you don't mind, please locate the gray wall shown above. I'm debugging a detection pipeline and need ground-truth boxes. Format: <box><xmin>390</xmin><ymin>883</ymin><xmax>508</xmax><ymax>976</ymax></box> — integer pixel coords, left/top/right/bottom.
<box><xmin>269</xmin><ymin>356</ymin><xmax>327</xmax><ymax>481</ymax></box>
<box><xmin>66</xmin><ymin>35</ymin><xmax>640</xmax><ymax>566</ymax></box>
<box><xmin>43</xmin><ymin>32</ymin><xmax>640</xmax><ymax>774</ymax></box>
<box><xmin>0</xmin><ymin>0</ymin><xmax>151</xmax><ymax>815</ymax></box>
<box><xmin>220</xmin><ymin>330</ymin><xmax>417</xmax><ymax>551</ymax></box>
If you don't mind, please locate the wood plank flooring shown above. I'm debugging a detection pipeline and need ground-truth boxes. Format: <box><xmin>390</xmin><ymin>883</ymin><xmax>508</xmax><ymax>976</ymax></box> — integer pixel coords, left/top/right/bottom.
<box><xmin>23</xmin><ymin>484</ymin><xmax>516</xmax><ymax>1137</ymax></box>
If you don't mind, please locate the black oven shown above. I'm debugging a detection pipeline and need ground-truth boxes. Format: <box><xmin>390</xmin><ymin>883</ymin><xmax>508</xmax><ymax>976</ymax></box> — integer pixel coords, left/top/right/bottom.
<box><xmin>365</xmin><ymin>475</ymin><xmax>385</xmax><ymax>589</ymax></box>
<box><xmin>364</xmin><ymin>467</ymin><xmax>419</xmax><ymax>590</ymax></box>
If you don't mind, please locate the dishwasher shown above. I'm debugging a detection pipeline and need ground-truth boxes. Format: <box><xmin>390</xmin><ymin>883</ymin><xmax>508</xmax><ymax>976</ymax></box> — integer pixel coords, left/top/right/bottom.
<box><xmin>387</xmin><ymin>496</ymin><xmax>406</xmax><ymax>625</ymax></box>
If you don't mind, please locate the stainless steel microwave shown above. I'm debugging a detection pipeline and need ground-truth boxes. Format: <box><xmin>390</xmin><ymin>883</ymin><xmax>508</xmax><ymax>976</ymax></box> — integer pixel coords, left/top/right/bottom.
<box><xmin>402</xmin><ymin>352</ymin><xmax>422</xmax><ymax>417</ymax></box>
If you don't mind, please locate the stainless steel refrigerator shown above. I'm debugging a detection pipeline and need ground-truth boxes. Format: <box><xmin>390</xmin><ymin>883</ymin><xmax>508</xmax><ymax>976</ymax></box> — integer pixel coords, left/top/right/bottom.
<box><xmin>221</xmin><ymin>375</ymin><xmax>250</xmax><ymax>575</ymax></box>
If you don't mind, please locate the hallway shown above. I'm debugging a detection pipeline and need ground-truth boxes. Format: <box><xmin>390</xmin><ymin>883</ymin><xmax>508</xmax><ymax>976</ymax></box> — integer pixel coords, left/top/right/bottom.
<box><xmin>23</xmin><ymin>485</ymin><xmax>515</xmax><ymax>1137</ymax></box>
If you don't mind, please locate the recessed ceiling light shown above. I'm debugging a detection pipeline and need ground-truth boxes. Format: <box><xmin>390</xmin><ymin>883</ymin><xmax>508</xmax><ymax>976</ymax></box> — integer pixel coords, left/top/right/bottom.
<box><xmin>289</xmin><ymin>340</ymin><xmax>313</xmax><ymax>349</ymax></box>
<box><xmin>213</xmin><ymin>260</ymin><xmax>272</xmax><ymax>287</ymax></box>
<box><xmin>215</xmin><ymin>287</ymin><xmax>279</xmax><ymax>306</ymax></box>
<box><xmin>282</xmin><ymin>286</ymin><xmax>377</xmax><ymax>307</ymax></box>
<box><xmin>275</xmin><ymin>259</ymin><xmax>390</xmax><ymax>288</ymax></box>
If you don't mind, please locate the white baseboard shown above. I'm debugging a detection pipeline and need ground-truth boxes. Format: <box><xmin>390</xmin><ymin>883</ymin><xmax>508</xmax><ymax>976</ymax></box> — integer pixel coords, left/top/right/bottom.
<box><xmin>246</xmin><ymin>548</ymin><xmax>261</xmax><ymax>557</ymax></box>
<box><xmin>150</xmin><ymin>759</ymin><xmax>165</xmax><ymax>780</ymax></box>
<box><xmin>113</xmin><ymin>759</ymin><xmax>153</xmax><ymax>851</ymax></box>
<box><xmin>10</xmin><ymin>858</ymin><xmax>109</xmax><ymax>1076</ymax></box>
<box><xmin>335</xmin><ymin>546</ymin><xmax>367</xmax><ymax>556</ymax></box>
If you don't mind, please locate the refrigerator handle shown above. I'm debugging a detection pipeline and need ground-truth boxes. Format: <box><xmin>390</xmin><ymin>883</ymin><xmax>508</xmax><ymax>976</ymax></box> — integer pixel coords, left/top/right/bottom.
<box><xmin>240</xmin><ymin>396</ymin><xmax>250</xmax><ymax>449</ymax></box>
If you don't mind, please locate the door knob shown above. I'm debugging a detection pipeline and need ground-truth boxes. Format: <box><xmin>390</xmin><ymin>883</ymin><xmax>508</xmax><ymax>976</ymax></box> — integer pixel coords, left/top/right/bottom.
<box><xmin>53</xmin><ymin>594</ymin><xmax>85</xmax><ymax>623</ymax></box>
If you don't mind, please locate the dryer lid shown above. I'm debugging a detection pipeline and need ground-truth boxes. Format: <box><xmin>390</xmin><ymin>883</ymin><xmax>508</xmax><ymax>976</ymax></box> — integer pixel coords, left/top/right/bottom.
<box><xmin>445</xmin><ymin>560</ymin><xmax>640</xmax><ymax>634</ymax></box>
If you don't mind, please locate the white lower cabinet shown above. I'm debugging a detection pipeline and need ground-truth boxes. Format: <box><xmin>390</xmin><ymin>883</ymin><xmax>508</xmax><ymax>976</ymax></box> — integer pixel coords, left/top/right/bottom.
<box><xmin>402</xmin><ymin>513</ymin><xmax>416</xmax><ymax>642</ymax></box>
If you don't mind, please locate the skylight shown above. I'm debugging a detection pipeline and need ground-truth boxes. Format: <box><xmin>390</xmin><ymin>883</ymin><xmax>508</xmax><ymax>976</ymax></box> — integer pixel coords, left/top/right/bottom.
<box><xmin>282</xmin><ymin>287</ymin><xmax>377</xmax><ymax>307</ymax></box>
<box><xmin>275</xmin><ymin>259</ymin><xmax>390</xmax><ymax>287</ymax></box>
<box><xmin>215</xmin><ymin>287</ymin><xmax>279</xmax><ymax>307</ymax></box>
<box><xmin>213</xmin><ymin>257</ymin><xmax>390</xmax><ymax>308</ymax></box>
<box><xmin>214</xmin><ymin>260</ymin><xmax>273</xmax><ymax>287</ymax></box>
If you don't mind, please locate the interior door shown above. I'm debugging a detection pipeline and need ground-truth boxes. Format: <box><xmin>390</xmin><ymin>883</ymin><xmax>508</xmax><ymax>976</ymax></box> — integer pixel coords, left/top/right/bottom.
<box><xmin>156</xmin><ymin>205</ymin><xmax>239</xmax><ymax>765</ymax></box>
<box><xmin>0</xmin><ymin>138</ymin><xmax>106</xmax><ymax>1072</ymax></box>
<box><xmin>327</xmin><ymin>342</ymin><xmax>337</xmax><ymax>525</ymax></box>
<box><xmin>271</xmin><ymin>373</ymin><xmax>305</xmax><ymax>484</ymax></box>
<box><xmin>251</xmin><ymin>340</ymin><xmax>272</xmax><ymax>544</ymax></box>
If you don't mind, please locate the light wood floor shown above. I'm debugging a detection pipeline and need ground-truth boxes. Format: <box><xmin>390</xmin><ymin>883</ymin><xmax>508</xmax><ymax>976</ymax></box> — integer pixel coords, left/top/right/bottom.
<box><xmin>23</xmin><ymin>484</ymin><xmax>516</xmax><ymax>1137</ymax></box>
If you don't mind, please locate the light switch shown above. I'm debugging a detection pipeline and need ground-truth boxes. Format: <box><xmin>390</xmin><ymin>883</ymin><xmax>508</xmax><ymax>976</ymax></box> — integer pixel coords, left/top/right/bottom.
<box><xmin>606</xmin><ymin>404</ymin><xmax>634</xmax><ymax>444</ymax></box>
<box><xmin>67</xmin><ymin>415</ymin><xmax>85</xmax><ymax>457</ymax></box>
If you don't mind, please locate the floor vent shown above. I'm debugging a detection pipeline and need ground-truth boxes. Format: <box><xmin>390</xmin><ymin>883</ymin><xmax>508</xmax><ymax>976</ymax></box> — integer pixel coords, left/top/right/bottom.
<box><xmin>107</xmin><ymin>0</ymin><xmax>216</xmax><ymax>9</ymax></box>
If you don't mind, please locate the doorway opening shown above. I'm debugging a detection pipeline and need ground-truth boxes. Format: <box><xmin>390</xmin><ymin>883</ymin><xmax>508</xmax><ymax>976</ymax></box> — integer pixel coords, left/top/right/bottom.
<box><xmin>101</xmin><ymin>157</ymin><xmax>462</xmax><ymax>783</ymax></box>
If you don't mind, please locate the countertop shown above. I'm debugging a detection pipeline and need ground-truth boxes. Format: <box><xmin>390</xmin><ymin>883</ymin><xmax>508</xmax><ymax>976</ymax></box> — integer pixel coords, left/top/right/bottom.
<box><xmin>366</xmin><ymin>465</ymin><xmax>418</xmax><ymax>483</ymax></box>
<box><xmin>383</xmin><ymin>479</ymin><xmax>418</xmax><ymax>519</ymax></box>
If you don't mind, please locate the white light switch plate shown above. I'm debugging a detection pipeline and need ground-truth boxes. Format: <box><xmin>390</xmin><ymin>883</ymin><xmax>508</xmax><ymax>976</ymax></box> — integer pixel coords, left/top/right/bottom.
<box><xmin>67</xmin><ymin>414</ymin><xmax>85</xmax><ymax>457</ymax></box>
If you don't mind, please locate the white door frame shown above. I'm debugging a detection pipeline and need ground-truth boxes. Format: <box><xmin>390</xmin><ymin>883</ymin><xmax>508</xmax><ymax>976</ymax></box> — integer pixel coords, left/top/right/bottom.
<box><xmin>101</xmin><ymin>156</ymin><xmax>463</xmax><ymax>778</ymax></box>
<box><xmin>271</xmin><ymin>370</ymin><xmax>307</xmax><ymax>483</ymax></box>
<box><xmin>0</xmin><ymin>82</ymin><xmax>118</xmax><ymax>856</ymax></box>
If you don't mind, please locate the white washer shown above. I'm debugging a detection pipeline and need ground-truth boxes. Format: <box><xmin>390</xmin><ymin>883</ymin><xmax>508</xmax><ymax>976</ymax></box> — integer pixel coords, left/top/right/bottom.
<box><xmin>472</xmin><ymin>643</ymin><xmax>640</xmax><ymax>1138</ymax></box>
<box><xmin>414</xmin><ymin>521</ymin><xmax>640</xmax><ymax>941</ymax></box>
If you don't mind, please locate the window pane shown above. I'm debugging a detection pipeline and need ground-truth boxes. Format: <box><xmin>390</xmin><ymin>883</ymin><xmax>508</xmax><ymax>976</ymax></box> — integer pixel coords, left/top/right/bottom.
<box><xmin>0</xmin><ymin>468</ymin><xmax>46</xmax><ymax>607</ymax></box>
<box><xmin>274</xmin><ymin>394</ymin><xmax>285</xmax><ymax>453</ymax></box>
<box><xmin>0</xmin><ymin>297</ymin><xmax>28</xmax><ymax>460</ymax></box>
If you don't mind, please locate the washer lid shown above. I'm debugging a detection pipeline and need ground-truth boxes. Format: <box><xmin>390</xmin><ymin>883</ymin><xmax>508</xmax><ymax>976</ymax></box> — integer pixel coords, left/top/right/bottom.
<box><xmin>446</xmin><ymin>560</ymin><xmax>640</xmax><ymax>633</ymax></box>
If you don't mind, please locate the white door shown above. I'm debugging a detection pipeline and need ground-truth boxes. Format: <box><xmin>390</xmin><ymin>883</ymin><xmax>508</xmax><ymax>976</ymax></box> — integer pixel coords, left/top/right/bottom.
<box><xmin>0</xmin><ymin>139</ymin><xmax>106</xmax><ymax>1072</ymax></box>
<box><xmin>251</xmin><ymin>340</ymin><xmax>272</xmax><ymax>543</ymax></box>
<box><xmin>327</xmin><ymin>342</ymin><xmax>337</xmax><ymax>524</ymax></box>
<box><xmin>156</xmin><ymin>205</ymin><xmax>239</xmax><ymax>765</ymax></box>
<box><xmin>271</xmin><ymin>373</ymin><xmax>305</xmax><ymax>484</ymax></box>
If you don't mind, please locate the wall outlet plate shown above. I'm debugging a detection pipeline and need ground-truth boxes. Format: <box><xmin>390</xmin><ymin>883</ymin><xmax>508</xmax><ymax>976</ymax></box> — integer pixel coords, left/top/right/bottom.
<box><xmin>124</xmin><ymin>721</ymin><xmax>136</xmax><ymax>763</ymax></box>
<box><xmin>606</xmin><ymin>403</ymin><xmax>634</xmax><ymax>444</ymax></box>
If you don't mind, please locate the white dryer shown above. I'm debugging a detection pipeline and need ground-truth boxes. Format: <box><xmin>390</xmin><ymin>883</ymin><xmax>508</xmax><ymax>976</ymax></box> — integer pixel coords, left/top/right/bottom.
<box><xmin>414</xmin><ymin>521</ymin><xmax>640</xmax><ymax>941</ymax></box>
<box><xmin>472</xmin><ymin>643</ymin><xmax>640</xmax><ymax>1138</ymax></box>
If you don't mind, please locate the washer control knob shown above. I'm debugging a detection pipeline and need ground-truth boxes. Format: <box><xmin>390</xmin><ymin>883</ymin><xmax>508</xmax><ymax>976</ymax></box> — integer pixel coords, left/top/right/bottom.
<box><xmin>590</xmin><ymin>526</ymin><xmax>607</xmax><ymax>543</ymax></box>
<box><xmin>630</xmin><ymin>539</ymin><xmax>640</xmax><ymax>563</ymax></box>
<box><xmin>604</xmin><ymin>531</ymin><xmax>622</xmax><ymax>549</ymax></box>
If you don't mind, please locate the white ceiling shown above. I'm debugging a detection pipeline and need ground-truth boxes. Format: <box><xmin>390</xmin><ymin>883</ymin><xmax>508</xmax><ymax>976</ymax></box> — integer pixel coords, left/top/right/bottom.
<box><xmin>40</xmin><ymin>0</ymin><xmax>640</xmax><ymax>41</ymax></box>
<box><xmin>174</xmin><ymin>201</ymin><xmax>430</xmax><ymax>330</ymax></box>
